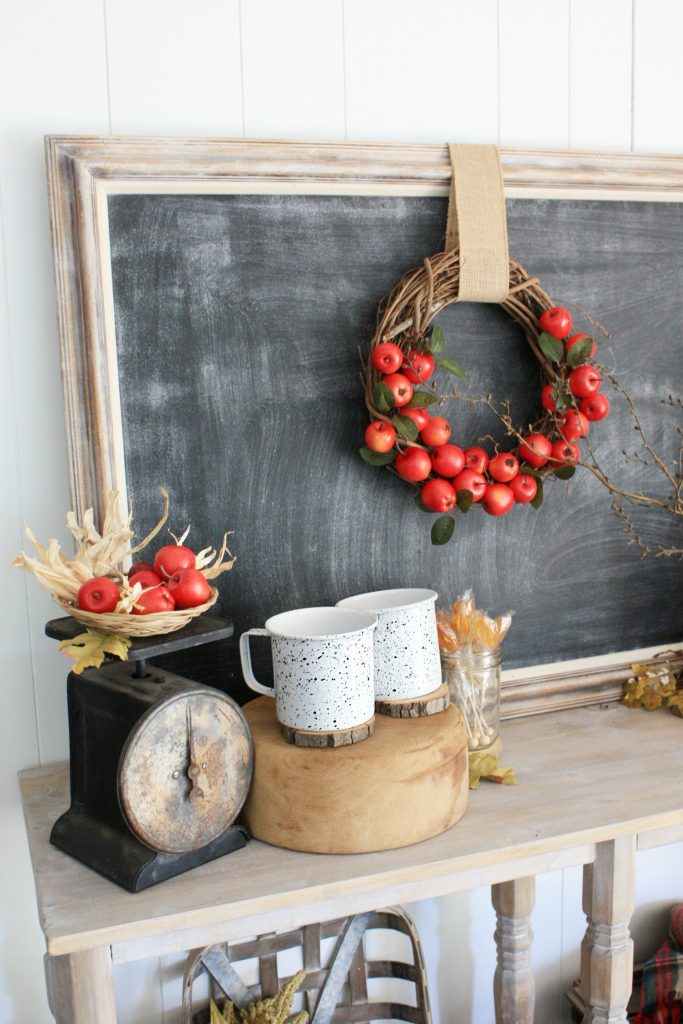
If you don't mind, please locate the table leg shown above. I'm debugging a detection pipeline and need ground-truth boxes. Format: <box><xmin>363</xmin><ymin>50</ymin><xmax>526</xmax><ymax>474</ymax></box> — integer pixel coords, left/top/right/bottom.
<box><xmin>580</xmin><ymin>835</ymin><xmax>636</xmax><ymax>1024</ymax></box>
<box><xmin>44</xmin><ymin>946</ymin><xmax>117</xmax><ymax>1023</ymax></box>
<box><xmin>492</xmin><ymin>875</ymin><xmax>535</xmax><ymax>1024</ymax></box>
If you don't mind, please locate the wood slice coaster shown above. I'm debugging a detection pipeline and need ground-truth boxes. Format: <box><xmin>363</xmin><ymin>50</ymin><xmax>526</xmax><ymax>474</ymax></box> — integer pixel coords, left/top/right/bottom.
<box><xmin>279</xmin><ymin>715</ymin><xmax>375</xmax><ymax>748</ymax></box>
<box><xmin>241</xmin><ymin>696</ymin><xmax>468</xmax><ymax>854</ymax></box>
<box><xmin>375</xmin><ymin>681</ymin><xmax>450</xmax><ymax>718</ymax></box>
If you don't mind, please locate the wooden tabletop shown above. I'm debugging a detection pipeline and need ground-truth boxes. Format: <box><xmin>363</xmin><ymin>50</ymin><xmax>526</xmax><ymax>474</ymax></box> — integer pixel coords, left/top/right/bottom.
<box><xmin>19</xmin><ymin>704</ymin><xmax>683</xmax><ymax>963</ymax></box>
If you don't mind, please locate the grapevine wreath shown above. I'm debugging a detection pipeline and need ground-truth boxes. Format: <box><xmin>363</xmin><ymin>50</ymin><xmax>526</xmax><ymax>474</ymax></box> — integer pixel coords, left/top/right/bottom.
<box><xmin>360</xmin><ymin>251</ymin><xmax>610</xmax><ymax>545</ymax></box>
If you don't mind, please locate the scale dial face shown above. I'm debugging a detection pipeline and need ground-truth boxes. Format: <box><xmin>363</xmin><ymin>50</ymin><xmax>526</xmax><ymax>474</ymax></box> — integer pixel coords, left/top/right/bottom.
<box><xmin>118</xmin><ymin>687</ymin><xmax>253</xmax><ymax>855</ymax></box>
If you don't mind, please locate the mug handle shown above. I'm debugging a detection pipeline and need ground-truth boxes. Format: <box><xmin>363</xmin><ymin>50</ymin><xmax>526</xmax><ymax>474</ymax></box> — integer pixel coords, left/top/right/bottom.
<box><xmin>239</xmin><ymin>628</ymin><xmax>275</xmax><ymax>696</ymax></box>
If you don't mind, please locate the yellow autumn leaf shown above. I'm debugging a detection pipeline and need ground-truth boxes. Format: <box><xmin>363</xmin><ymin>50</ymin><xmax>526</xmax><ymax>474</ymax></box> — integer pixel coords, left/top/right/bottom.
<box><xmin>640</xmin><ymin>688</ymin><xmax>664</xmax><ymax>710</ymax></box>
<box><xmin>469</xmin><ymin>752</ymin><xmax>517</xmax><ymax>790</ymax></box>
<box><xmin>623</xmin><ymin>660</ymin><xmax>680</xmax><ymax>710</ymax></box>
<box><xmin>668</xmin><ymin>691</ymin><xmax>683</xmax><ymax>716</ymax></box>
<box><xmin>59</xmin><ymin>629</ymin><xmax>131</xmax><ymax>674</ymax></box>
<box><xmin>486</xmin><ymin>767</ymin><xmax>518</xmax><ymax>786</ymax></box>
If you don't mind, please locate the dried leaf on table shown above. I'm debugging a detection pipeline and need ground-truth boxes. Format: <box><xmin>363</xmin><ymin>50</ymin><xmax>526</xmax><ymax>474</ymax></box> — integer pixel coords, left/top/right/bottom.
<box><xmin>668</xmin><ymin>690</ymin><xmax>683</xmax><ymax>716</ymax></box>
<box><xmin>59</xmin><ymin>630</ymin><xmax>131</xmax><ymax>674</ymax></box>
<box><xmin>623</xmin><ymin>661</ymin><xmax>679</xmax><ymax>710</ymax></box>
<box><xmin>469</xmin><ymin>752</ymin><xmax>517</xmax><ymax>790</ymax></box>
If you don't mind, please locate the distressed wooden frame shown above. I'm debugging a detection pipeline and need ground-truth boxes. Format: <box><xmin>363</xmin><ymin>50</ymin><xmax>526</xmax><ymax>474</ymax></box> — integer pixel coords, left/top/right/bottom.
<box><xmin>44</xmin><ymin>136</ymin><xmax>683</xmax><ymax>715</ymax></box>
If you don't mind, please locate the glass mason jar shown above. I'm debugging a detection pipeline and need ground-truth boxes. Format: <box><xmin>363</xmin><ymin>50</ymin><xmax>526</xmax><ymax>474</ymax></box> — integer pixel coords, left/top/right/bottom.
<box><xmin>441</xmin><ymin>648</ymin><xmax>501</xmax><ymax>751</ymax></box>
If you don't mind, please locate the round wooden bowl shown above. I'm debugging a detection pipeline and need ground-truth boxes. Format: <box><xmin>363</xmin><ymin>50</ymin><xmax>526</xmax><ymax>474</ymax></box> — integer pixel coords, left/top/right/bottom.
<box><xmin>241</xmin><ymin>696</ymin><xmax>469</xmax><ymax>854</ymax></box>
<box><xmin>54</xmin><ymin>587</ymin><xmax>219</xmax><ymax>637</ymax></box>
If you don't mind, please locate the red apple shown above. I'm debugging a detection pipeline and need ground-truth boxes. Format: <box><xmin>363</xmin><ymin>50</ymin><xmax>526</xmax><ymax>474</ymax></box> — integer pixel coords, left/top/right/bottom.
<box><xmin>550</xmin><ymin>439</ymin><xmax>580</xmax><ymax>465</ymax></box>
<box><xmin>400</xmin><ymin>407</ymin><xmax>430</xmax><ymax>431</ymax></box>
<box><xmin>488</xmin><ymin>452</ymin><xmax>519</xmax><ymax>483</ymax></box>
<box><xmin>430</xmin><ymin>443</ymin><xmax>465</xmax><ymax>478</ymax></box>
<box><xmin>509</xmin><ymin>474</ymin><xmax>537</xmax><ymax>504</ymax></box>
<box><xmin>451</xmin><ymin>468</ymin><xmax>486</xmax><ymax>502</ymax></box>
<box><xmin>167</xmin><ymin>568</ymin><xmax>212</xmax><ymax>609</ymax></box>
<box><xmin>370</xmin><ymin>342</ymin><xmax>404</xmax><ymax>374</ymax></box>
<box><xmin>129</xmin><ymin>568</ymin><xmax>163</xmax><ymax>589</ymax></box>
<box><xmin>559</xmin><ymin>410</ymin><xmax>590</xmax><ymax>442</ymax></box>
<box><xmin>569</xmin><ymin>365</ymin><xmax>602</xmax><ymax>398</ymax></box>
<box><xmin>420</xmin><ymin>416</ymin><xmax>451</xmax><ymax>447</ymax></box>
<box><xmin>464</xmin><ymin>446</ymin><xmax>489</xmax><ymax>474</ymax></box>
<box><xmin>153</xmin><ymin>544</ymin><xmax>196</xmax><ymax>579</ymax></box>
<box><xmin>421</xmin><ymin>478</ymin><xmax>457</xmax><ymax>513</ymax></box>
<box><xmin>78</xmin><ymin>577</ymin><xmax>120</xmax><ymax>614</ymax></box>
<box><xmin>365</xmin><ymin>420</ymin><xmax>397</xmax><ymax>452</ymax></box>
<box><xmin>541</xmin><ymin>383</ymin><xmax>557</xmax><ymax>412</ymax></box>
<box><xmin>403</xmin><ymin>349</ymin><xmax>435</xmax><ymax>384</ymax></box>
<box><xmin>579</xmin><ymin>393</ymin><xmax>610</xmax><ymax>421</ymax></box>
<box><xmin>395</xmin><ymin>447</ymin><xmax>432</xmax><ymax>482</ymax></box>
<box><xmin>539</xmin><ymin>306</ymin><xmax>572</xmax><ymax>340</ymax></box>
<box><xmin>382</xmin><ymin>372</ymin><xmax>414</xmax><ymax>408</ymax></box>
<box><xmin>132</xmin><ymin>584</ymin><xmax>176</xmax><ymax>615</ymax></box>
<box><xmin>519</xmin><ymin>434</ymin><xmax>552</xmax><ymax>468</ymax></box>
<box><xmin>128</xmin><ymin>561</ymin><xmax>155</xmax><ymax>578</ymax></box>
<box><xmin>482</xmin><ymin>483</ymin><xmax>515</xmax><ymax>516</ymax></box>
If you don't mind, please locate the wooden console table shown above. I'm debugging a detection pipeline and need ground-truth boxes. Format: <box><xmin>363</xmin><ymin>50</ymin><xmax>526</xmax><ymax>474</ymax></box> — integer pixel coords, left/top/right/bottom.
<box><xmin>20</xmin><ymin>703</ymin><xmax>683</xmax><ymax>1024</ymax></box>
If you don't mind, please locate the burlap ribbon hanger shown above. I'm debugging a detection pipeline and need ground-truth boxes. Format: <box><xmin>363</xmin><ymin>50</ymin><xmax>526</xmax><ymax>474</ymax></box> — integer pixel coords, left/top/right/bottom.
<box><xmin>445</xmin><ymin>143</ymin><xmax>510</xmax><ymax>303</ymax></box>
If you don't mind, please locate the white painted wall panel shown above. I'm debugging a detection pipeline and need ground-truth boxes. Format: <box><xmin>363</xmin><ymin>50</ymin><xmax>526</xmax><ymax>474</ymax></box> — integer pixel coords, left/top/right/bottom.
<box><xmin>344</xmin><ymin>0</ymin><xmax>498</xmax><ymax>142</ymax></box>
<box><xmin>0</xmin><ymin>0</ymin><xmax>110</xmax><ymax>1015</ymax></box>
<box><xmin>0</xmin><ymin>182</ymin><xmax>49</xmax><ymax>1024</ymax></box>
<box><xmin>241</xmin><ymin>0</ymin><xmax>345</xmax><ymax>139</ymax></box>
<box><xmin>633</xmin><ymin>0</ymin><xmax>683</xmax><ymax>151</ymax></box>
<box><xmin>0</xmin><ymin>0</ymin><xmax>110</xmax><ymax>767</ymax></box>
<box><xmin>570</xmin><ymin>0</ymin><xmax>633</xmax><ymax>149</ymax></box>
<box><xmin>499</xmin><ymin>0</ymin><xmax>571</xmax><ymax>148</ymax></box>
<box><xmin>107</xmin><ymin>0</ymin><xmax>243</xmax><ymax>134</ymax></box>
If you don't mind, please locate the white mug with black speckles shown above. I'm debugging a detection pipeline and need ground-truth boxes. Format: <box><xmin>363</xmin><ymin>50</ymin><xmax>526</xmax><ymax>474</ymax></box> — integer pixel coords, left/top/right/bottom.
<box><xmin>336</xmin><ymin>588</ymin><xmax>441</xmax><ymax>701</ymax></box>
<box><xmin>239</xmin><ymin>607</ymin><xmax>377</xmax><ymax>733</ymax></box>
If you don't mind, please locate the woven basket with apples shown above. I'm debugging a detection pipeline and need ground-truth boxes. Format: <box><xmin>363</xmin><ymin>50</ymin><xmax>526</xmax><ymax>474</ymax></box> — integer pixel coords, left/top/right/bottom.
<box><xmin>13</xmin><ymin>488</ymin><xmax>235</xmax><ymax>639</ymax></box>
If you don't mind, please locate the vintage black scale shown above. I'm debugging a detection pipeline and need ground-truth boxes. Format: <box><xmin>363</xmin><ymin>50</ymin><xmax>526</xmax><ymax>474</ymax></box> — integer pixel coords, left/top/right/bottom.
<box><xmin>46</xmin><ymin>615</ymin><xmax>253</xmax><ymax>892</ymax></box>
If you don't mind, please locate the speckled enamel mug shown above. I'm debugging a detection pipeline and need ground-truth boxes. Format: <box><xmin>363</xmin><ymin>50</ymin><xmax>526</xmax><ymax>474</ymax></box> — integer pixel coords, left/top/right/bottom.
<box><xmin>239</xmin><ymin>607</ymin><xmax>377</xmax><ymax>734</ymax></box>
<box><xmin>336</xmin><ymin>589</ymin><xmax>442</xmax><ymax>702</ymax></box>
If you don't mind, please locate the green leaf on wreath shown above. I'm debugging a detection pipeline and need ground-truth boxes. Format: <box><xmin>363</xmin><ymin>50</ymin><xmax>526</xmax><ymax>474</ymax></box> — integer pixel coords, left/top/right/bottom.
<box><xmin>530</xmin><ymin>478</ymin><xmax>544</xmax><ymax>509</ymax></box>
<box><xmin>414</xmin><ymin>494</ymin><xmax>433</xmax><ymax>513</ymax></box>
<box><xmin>373</xmin><ymin>381</ymin><xmax>396</xmax><ymax>412</ymax></box>
<box><xmin>359</xmin><ymin>446</ymin><xmax>395</xmax><ymax>466</ymax></box>
<box><xmin>431</xmin><ymin>515</ymin><xmax>455</xmax><ymax>545</ymax></box>
<box><xmin>392</xmin><ymin>414</ymin><xmax>419</xmax><ymax>441</ymax></box>
<box><xmin>404</xmin><ymin>391</ymin><xmax>438</xmax><ymax>409</ymax></box>
<box><xmin>435</xmin><ymin>357</ymin><xmax>466</xmax><ymax>379</ymax></box>
<box><xmin>565</xmin><ymin>336</ymin><xmax>594</xmax><ymax>367</ymax></box>
<box><xmin>553</xmin><ymin>465</ymin><xmax>576</xmax><ymax>480</ymax></box>
<box><xmin>427</xmin><ymin>324</ymin><xmax>445</xmax><ymax>354</ymax></box>
<box><xmin>538</xmin><ymin>331</ymin><xmax>564</xmax><ymax>364</ymax></box>
<box><xmin>456</xmin><ymin>489</ymin><xmax>474</xmax><ymax>512</ymax></box>
<box><xmin>553</xmin><ymin>385</ymin><xmax>571</xmax><ymax>413</ymax></box>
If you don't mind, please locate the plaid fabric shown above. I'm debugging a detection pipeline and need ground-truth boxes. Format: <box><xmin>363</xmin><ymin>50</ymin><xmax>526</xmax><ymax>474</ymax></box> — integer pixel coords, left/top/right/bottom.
<box><xmin>633</xmin><ymin>904</ymin><xmax>683</xmax><ymax>1024</ymax></box>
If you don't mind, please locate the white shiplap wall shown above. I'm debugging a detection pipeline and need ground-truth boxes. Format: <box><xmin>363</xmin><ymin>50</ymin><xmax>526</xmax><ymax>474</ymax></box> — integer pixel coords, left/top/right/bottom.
<box><xmin>1</xmin><ymin>1</ymin><xmax>682</xmax><ymax>1021</ymax></box>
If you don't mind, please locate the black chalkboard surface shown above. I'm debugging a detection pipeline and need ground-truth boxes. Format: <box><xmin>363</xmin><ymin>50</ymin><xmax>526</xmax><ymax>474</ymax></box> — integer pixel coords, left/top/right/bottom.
<box><xmin>108</xmin><ymin>193</ymin><xmax>682</xmax><ymax>700</ymax></box>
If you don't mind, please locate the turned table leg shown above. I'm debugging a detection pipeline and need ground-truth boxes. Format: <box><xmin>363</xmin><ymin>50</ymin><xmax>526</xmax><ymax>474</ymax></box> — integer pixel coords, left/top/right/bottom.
<box><xmin>492</xmin><ymin>875</ymin><xmax>535</xmax><ymax>1024</ymax></box>
<box><xmin>45</xmin><ymin>946</ymin><xmax>117</xmax><ymax>1024</ymax></box>
<box><xmin>580</xmin><ymin>835</ymin><xmax>636</xmax><ymax>1024</ymax></box>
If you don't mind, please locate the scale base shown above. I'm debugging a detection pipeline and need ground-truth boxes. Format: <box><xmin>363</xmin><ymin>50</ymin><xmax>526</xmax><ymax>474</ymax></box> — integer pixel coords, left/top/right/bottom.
<box><xmin>51</xmin><ymin>805</ymin><xmax>249</xmax><ymax>892</ymax></box>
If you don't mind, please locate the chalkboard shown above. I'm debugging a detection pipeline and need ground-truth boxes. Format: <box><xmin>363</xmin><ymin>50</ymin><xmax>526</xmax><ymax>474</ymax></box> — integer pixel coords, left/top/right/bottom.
<box><xmin>107</xmin><ymin>192</ymin><xmax>682</xmax><ymax>701</ymax></box>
